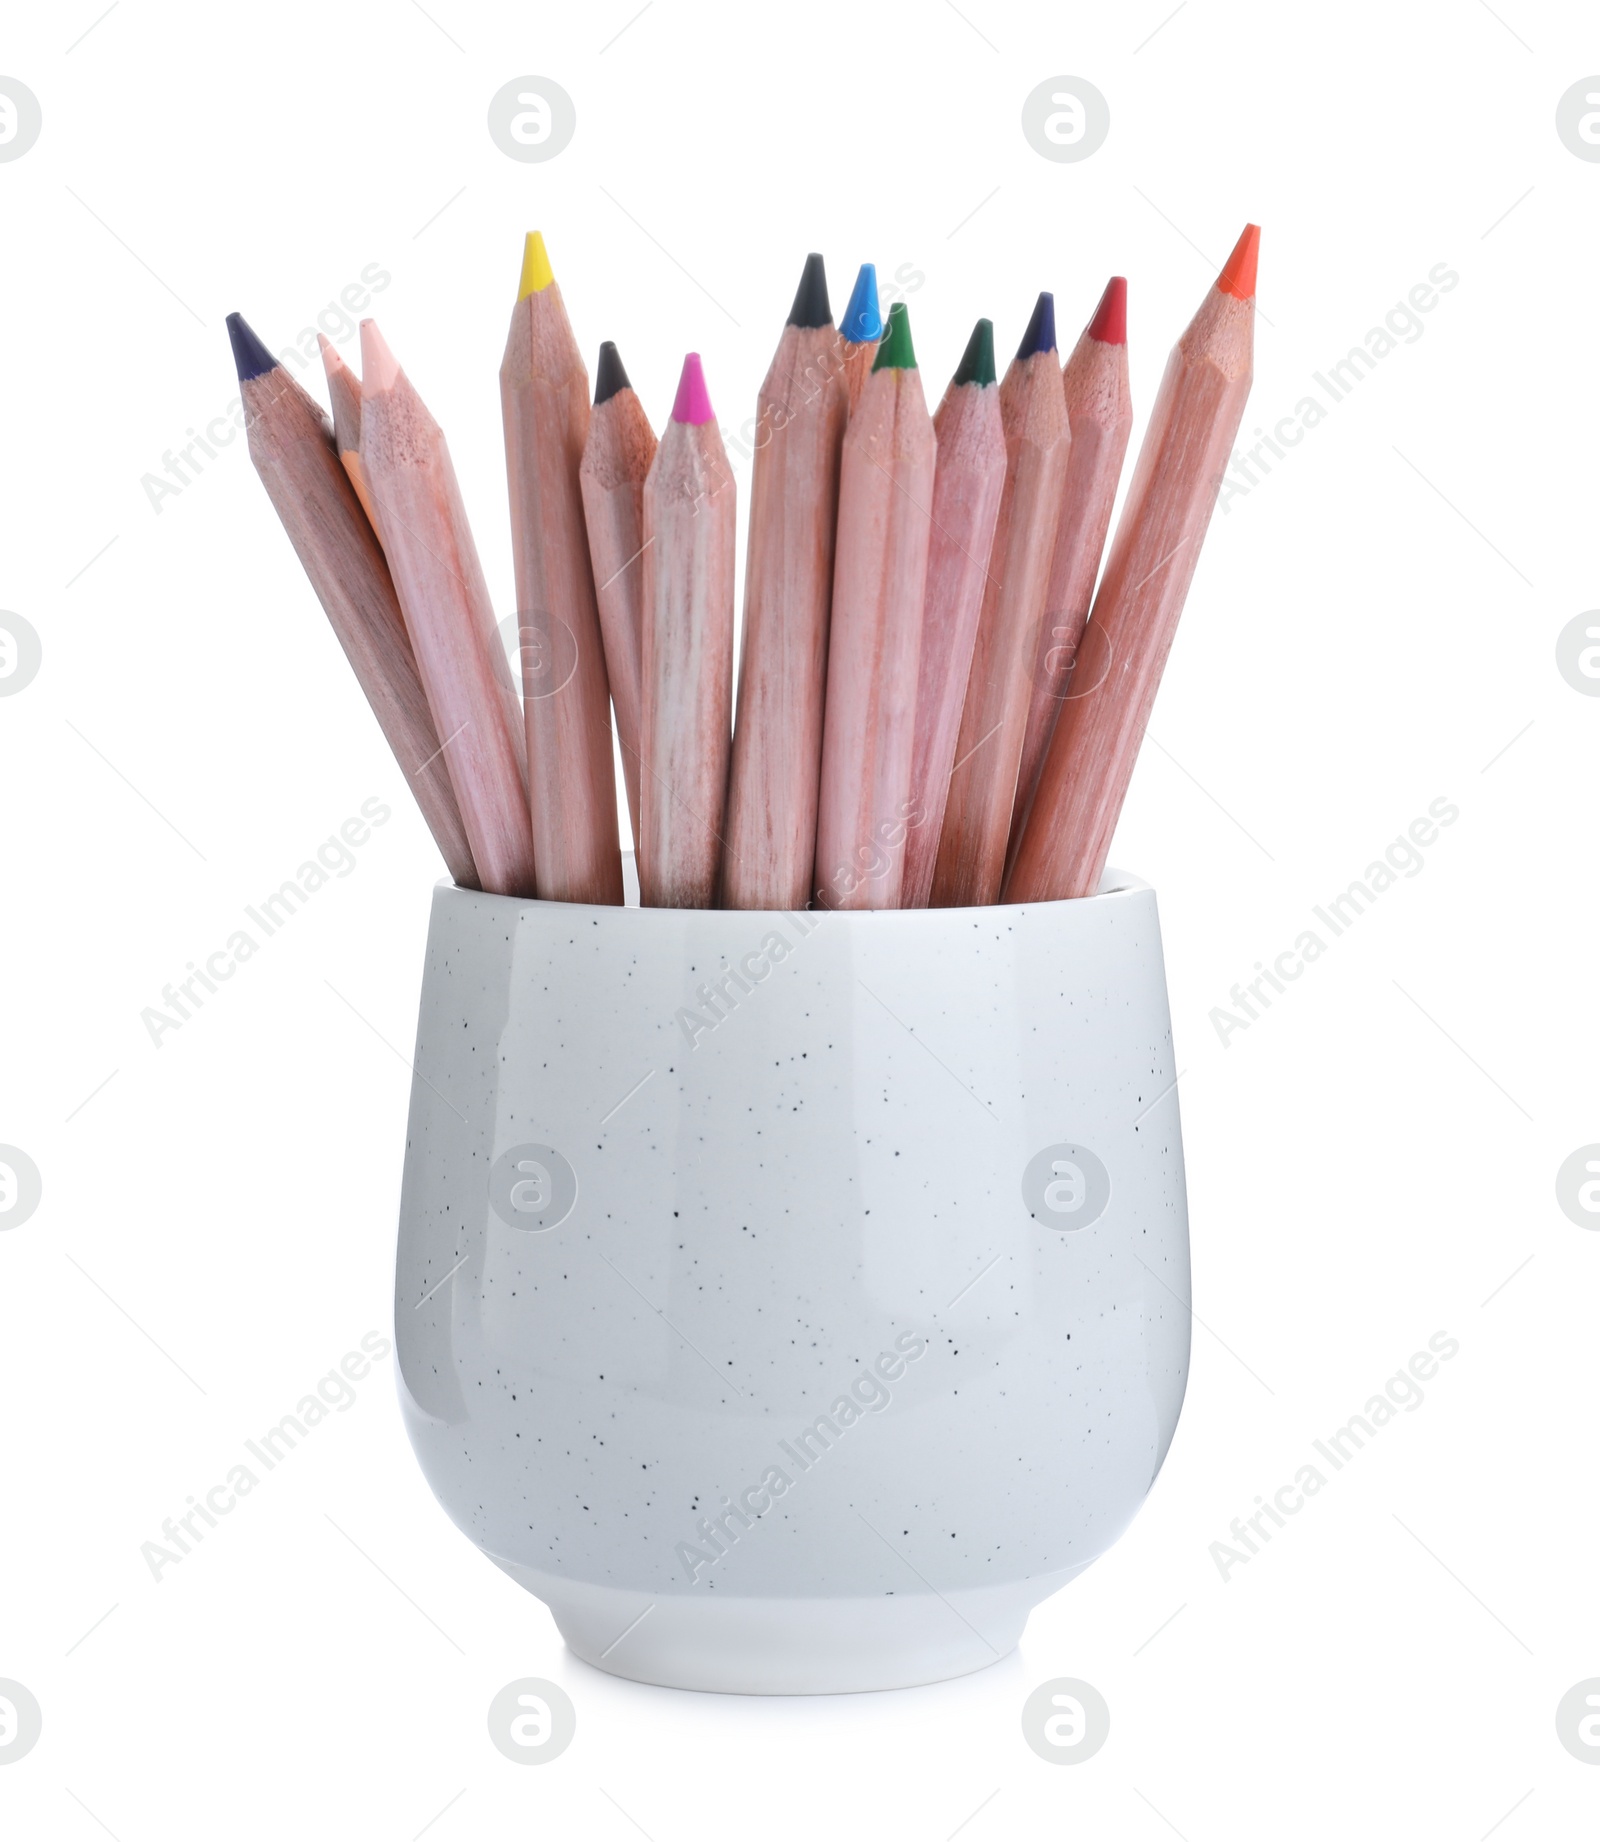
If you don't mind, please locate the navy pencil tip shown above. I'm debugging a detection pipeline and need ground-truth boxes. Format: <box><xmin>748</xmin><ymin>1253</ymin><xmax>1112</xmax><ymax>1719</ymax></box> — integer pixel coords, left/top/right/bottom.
<box><xmin>594</xmin><ymin>340</ymin><xmax>631</xmax><ymax>405</ymax></box>
<box><xmin>787</xmin><ymin>251</ymin><xmax>832</xmax><ymax>329</ymax></box>
<box><xmin>1015</xmin><ymin>291</ymin><xmax>1057</xmax><ymax>360</ymax></box>
<box><xmin>226</xmin><ymin>312</ymin><xmax>278</xmax><ymax>382</ymax></box>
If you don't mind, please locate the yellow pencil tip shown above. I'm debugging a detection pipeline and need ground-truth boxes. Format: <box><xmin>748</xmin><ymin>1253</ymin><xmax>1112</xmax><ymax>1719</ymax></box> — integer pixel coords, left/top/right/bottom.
<box><xmin>518</xmin><ymin>231</ymin><xmax>554</xmax><ymax>299</ymax></box>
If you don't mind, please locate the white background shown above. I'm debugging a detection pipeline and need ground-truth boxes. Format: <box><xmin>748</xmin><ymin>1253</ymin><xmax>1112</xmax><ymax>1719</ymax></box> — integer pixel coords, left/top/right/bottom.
<box><xmin>2</xmin><ymin>0</ymin><xmax>1596</xmax><ymax>1834</ymax></box>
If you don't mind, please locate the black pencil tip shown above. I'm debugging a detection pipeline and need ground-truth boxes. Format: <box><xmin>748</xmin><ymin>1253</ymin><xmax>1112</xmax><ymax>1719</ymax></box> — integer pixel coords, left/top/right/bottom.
<box><xmin>1015</xmin><ymin>291</ymin><xmax>1057</xmax><ymax>361</ymax></box>
<box><xmin>226</xmin><ymin>312</ymin><xmax>278</xmax><ymax>382</ymax></box>
<box><xmin>786</xmin><ymin>252</ymin><xmax>832</xmax><ymax>329</ymax></box>
<box><xmin>594</xmin><ymin>340</ymin><xmax>631</xmax><ymax>405</ymax></box>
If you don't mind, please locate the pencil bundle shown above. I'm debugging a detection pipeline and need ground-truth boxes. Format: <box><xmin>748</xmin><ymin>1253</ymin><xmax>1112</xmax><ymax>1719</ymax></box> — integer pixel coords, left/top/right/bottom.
<box><xmin>231</xmin><ymin>224</ymin><xmax>1256</xmax><ymax>912</ymax></box>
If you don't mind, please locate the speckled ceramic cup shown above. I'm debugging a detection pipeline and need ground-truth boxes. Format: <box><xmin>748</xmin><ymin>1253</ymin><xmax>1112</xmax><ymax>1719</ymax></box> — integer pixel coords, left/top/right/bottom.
<box><xmin>395</xmin><ymin>867</ymin><xmax>1190</xmax><ymax>1694</ymax></box>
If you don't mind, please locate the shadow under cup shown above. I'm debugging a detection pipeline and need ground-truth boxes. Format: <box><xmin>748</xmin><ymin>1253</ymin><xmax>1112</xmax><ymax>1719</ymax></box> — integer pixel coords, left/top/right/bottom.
<box><xmin>395</xmin><ymin>869</ymin><xmax>1190</xmax><ymax>1694</ymax></box>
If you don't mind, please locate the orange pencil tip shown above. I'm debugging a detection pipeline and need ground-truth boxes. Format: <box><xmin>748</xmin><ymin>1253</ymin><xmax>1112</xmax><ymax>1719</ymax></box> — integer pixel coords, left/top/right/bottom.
<box><xmin>1216</xmin><ymin>223</ymin><xmax>1260</xmax><ymax>300</ymax></box>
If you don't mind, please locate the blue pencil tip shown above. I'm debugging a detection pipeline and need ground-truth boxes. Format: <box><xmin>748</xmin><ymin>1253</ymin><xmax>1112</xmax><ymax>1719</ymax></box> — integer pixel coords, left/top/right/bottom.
<box><xmin>840</xmin><ymin>262</ymin><xmax>882</xmax><ymax>344</ymax></box>
<box><xmin>1015</xmin><ymin>291</ymin><xmax>1057</xmax><ymax>360</ymax></box>
<box><xmin>226</xmin><ymin>312</ymin><xmax>279</xmax><ymax>382</ymax></box>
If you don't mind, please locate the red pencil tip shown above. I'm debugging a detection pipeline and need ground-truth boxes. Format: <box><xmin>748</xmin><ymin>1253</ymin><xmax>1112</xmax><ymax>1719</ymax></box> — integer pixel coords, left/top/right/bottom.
<box><xmin>1216</xmin><ymin>224</ymin><xmax>1260</xmax><ymax>301</ymax></box>
<box><xmin>671</xmin><ymin>352</ymin><xmax>714</xmax><ymax>425</ymax></box>
<box><xmin>1087</xmin><ymin>275</ymin><xmax>1127</xmax><ymax>345</ymax></box>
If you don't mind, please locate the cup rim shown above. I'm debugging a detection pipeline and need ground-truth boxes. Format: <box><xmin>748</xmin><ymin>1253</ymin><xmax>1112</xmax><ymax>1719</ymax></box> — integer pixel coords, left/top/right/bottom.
<box><xmin>434</xmin><ymin>861</ymin><xmax>1151</xmax><ymax>920</ymax></box>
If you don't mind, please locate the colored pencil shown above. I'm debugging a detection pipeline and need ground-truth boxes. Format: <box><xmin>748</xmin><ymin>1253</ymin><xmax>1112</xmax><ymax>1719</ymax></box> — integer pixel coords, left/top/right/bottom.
<box><xmin>930</xmin><ymin>293</ymin><xmax>1071</xmax><ymax>907</ymax></box>
<box><xmin>1006</xmin><ymin>227</ymin><xmax>1260</xmax><ymax>903</ymax></box>
<box><xmin>901</xmin><ymin>318</ymin><xmax>1006</xmax><ymax>909</ymax></box>
<box><xmin>501</xmin><ymin>232</ymin><xmax>623</xmax><ymax>906</ymax></box>
<box><xmin>1008</xmin><ymin>277</ymin><xmax>1134</xmax><ymax>873</ymax></box>
<box><xmin>317</xmin><ymin>334</ymin><xmax>382</xmax><ymax>536</ymax></box>
<box><xmin>722</xmin><ymin>254</ymin><xmax>849</xmax><ymax>910</ymax></box>
<box><xmin>839</xmin><ymin>262</ymin><xmax>882</xmax><ymax>414</ymax></box>
<box><xmin>578</xmin><ymin>340</ymin><xmax>656</xmax><ymax>854</ymax></box>
<box><xmin>814</xmin><ymin>302</ymin><xmax>937</xmax><ymax>909</ymax></box>
<box><xmin>229</xmin><ymin>314</ymin><xmax>478</xmax><ymax>890</ymax></box>
<box><xmin>358</xmin><ymin>318</ymin><xmax>537</xmax><ymax>898</ymax></box>
<box><xmin>244</xmin><ymin>223</ymin><xmax>1260</xmax><ymax>922</ymax></box>
<box><xmin>638</xmin><ymin>354</ymin><xmax>736</xmax><ymax>909</ymax></box>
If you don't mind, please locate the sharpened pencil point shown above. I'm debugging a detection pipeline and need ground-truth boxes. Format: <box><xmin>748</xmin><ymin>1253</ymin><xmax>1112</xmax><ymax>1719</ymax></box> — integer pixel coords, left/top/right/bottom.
<box><xmin>841</xmin><ymin>262</ymin><xmax>881</xmax><ymax>344</ymax></box>
<box><xmin>951</xmin><ymin>317</ymin><xmax>996</xmax><ymax>388</ymax></box>
<box><xmin>518</xmin><ymin>230</ymin><xmax>555</xmax><ymax>300</ymax></box>
<box><xmin>1086</xmin><ymin>276</ymin><xmax>1127</xmax><ymax>345</ymax></box>
<box><xmin>787</xmin><ymin>251</ymin><xmax>832</xmax><ymax>329</ymax></box>
<box><xmin>594</xmin><ymin>341</ymin><xmax>632</xmax><ymax>406</ymax></box>
<box><xmin>1016</xmin><ymin>292</ymin><xmax>1057</xmax><ymax>360</ymax></box>
<box><xmin>226</xmin><ymin>312</ymin><xmax>278</xmax><ymax>382</ymax></box>
<box><xmin>1216</xmin><ymin>224</ymin><xmax>1260</xmax><ymax>300</ymax></box>
<box><xmin>871</xmin><ymin>300</ymin><xmax>917</xmax><ymax>372</ymax></box>
<box><xmin>316</xmin><ymin>331</ymin><xmax>354</xmax><ymax>378</ymax></box>
<box><xmin>671</xmin><ymin>352</ymin><xmax>715</xmax><ymax>425</ymax></box>
<box><xmin>359</xmin><ymin>319</ymin><xmax>400</xmax><ymax>391</ymax></box>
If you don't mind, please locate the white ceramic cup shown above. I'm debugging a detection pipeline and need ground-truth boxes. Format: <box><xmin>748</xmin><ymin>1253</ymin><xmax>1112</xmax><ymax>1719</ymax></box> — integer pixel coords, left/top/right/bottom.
<box><xmin>395</xmin><ymin>866</ymin><xmax>1189</xmax><ymax>1694</ymax></box>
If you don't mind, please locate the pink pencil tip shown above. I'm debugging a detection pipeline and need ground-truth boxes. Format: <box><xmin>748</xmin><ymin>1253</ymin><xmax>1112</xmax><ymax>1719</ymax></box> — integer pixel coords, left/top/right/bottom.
<box><xmin>359</xmin><ymin>319</ymin><xmax>399</xmax><ymax>390</ymax></box>
<box><xmin>1087</xmin><ymin>275</ymin><xmax>1127</xmax><ymax>345</ymax></box>
<box><xmin>671</xmin><ymin>351</ymin><xmax>714</xmax><ymax>425</ymax></box>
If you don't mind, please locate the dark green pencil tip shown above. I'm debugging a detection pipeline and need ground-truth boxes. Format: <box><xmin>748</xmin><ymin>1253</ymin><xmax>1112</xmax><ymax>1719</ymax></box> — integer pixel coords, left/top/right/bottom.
<box><xmin>594</xmin><ymin>341</ymin><xmax>631</xmax><ymax>405</ymax></box>
<box><xmin>951</xmin><ymin>318</ymin><xmax>996</xmax><ymax>387</ymax></box>
<box><xmin>787</xmin><ymin>252</ymin><xmax>832</xmax><ymax>329</ymax></box>
<box><xmin>871</xmin><ymin>300</ymin><xmax>917</xmax><ymax>372</ymax></box>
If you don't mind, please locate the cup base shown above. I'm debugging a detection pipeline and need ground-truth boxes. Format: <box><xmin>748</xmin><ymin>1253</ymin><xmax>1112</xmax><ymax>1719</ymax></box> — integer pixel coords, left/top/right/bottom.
<box><xmin>488</xmin><ymin>1555</ymin><xmax>1088</xmax><ymax>1694</ymax></box>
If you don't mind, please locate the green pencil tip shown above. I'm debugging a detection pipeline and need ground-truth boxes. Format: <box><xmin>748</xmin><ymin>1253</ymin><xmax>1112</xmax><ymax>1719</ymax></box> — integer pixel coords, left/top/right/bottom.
<box><xmin>951</xmin><ymin>318</ymin><xmax>996</xmax><ymax>388</ymax></box>
<box><xmin>871</xmin><ymin>301</ymin><xmax>917</xmax><ymax>372</ymax></box>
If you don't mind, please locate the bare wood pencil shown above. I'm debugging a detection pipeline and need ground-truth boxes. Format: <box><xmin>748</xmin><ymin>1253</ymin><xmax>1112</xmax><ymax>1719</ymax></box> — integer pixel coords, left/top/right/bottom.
<box><xmin>228</xmin><ymin>314</ymin><xmax>478</xmax><ymax>889</ymax></box>
<box><xmin>930</xmin><ymin>293</ymin><xmax>1070</xmax><ymax>907</ymax></box>
<box><xmin>639</xmin><ymin>354</ymin><xmax>736</xmax><ymax>909</ymax></box>
<box><xmin>814</xmin><ymin>302</ymin><xmax>937</xmax><ymax>910</ymax></box>
<box><xmin>317</xmin><ymin>334</ymin><xmax>382</xmax><ymax>537</ymax></box>
<box><xmin>722</xmin><ymin>254</ymin><xmax>848</xmax><ymax>909</ymax></box>
<box><xmin>901</xmin><ymin>318</ymin><xmax>1006</xmax><ymax>910</ymax></box>
<box><xmin>1008</xmin><ymin>278</ymin><xmax>1133</xmax><ymax>875</ymax></box>
<box><xmin>578</xmin><ymin>340</ymin><xmax>656</xmax><ymax>855</ymax></box>
<box><xmin>358</xmin><ymin>318</ymin><xmax>537</xmax><ymax>898</ymax></box>
<box><xmin>842</xmin><ymin>342</ymin><xmax>876</xmax><ymax>415</ymax></box>
<box><xmin>501</xmin><ymin>233</ymin><xmax>623</xmax><ymax>905</ymax></box>
<box><xmin>1006</xmin><ymin>227</ymin><xmax>1259</xmax><ymax>904</ymax></box>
